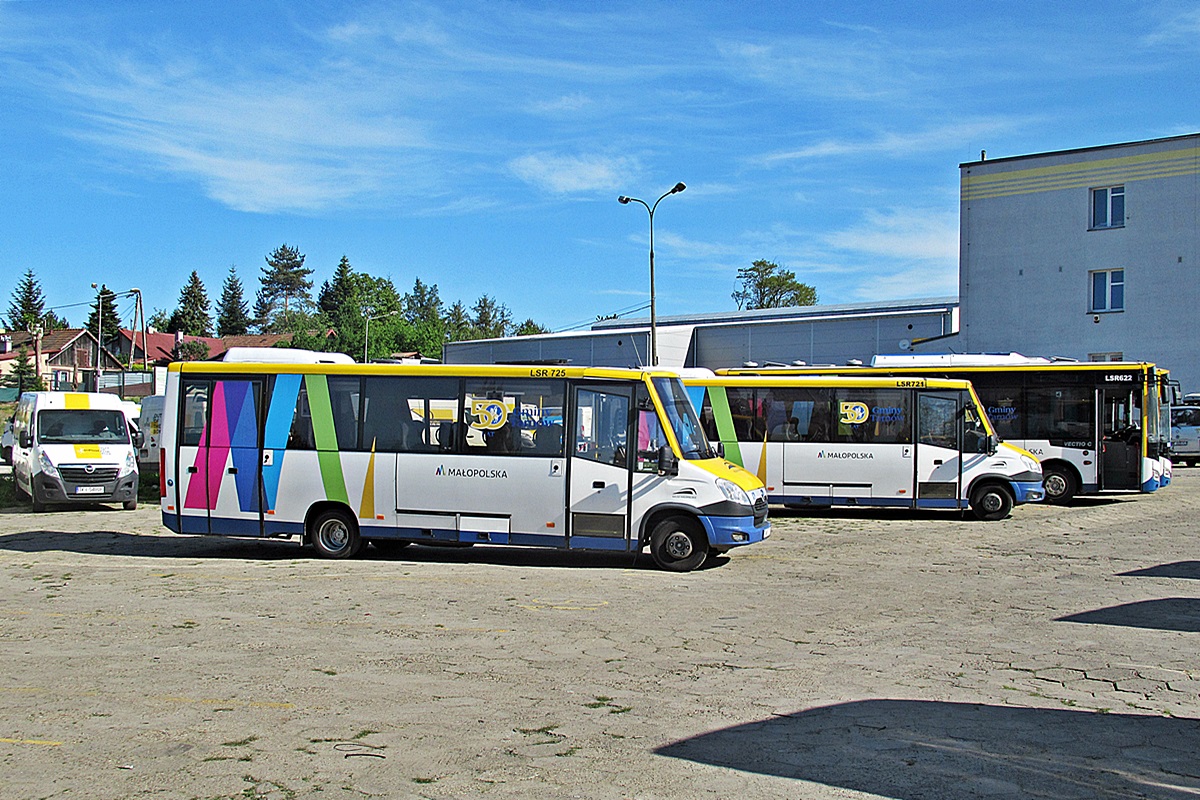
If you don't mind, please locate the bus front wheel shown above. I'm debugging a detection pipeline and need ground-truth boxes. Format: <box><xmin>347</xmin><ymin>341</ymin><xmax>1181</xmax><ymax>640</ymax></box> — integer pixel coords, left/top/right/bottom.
<box><xmin>310</xmin><ymin>509</ymin><xmax>363</xmax><ymax>559</ymax></box>
<box><xmin>1042</xmin><ymin>465</ymin><xmax>1078</xmax><ymax>505</ymax></box>
<box><xmin>970</xmin><ymin>484</ymin><xmax>1013</xmax><ymax>521</ymax></box>
<box><xmin>649</xmin><ymin>517</ymin><xmax>709</xmax><ymax>572</ymax></box>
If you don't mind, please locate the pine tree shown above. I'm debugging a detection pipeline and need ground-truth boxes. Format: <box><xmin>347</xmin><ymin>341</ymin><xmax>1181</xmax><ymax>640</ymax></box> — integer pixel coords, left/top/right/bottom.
<box><xmin>86</xmin><ymin>285</ymin><xmax>122</xmax><ymax>346</ymax></box>
<box><xmin>514</xmin><ymin>318</ymin><xmax>549</xmax><ymax>336</ymax></box>
<box><xmin>216</xmin><ymin>265</ymin><xmax>251</xmax><ymax>337</ymax></box>
<box><xmin>443</xmin><ymin>301</ymin><xmax>473</xmax><ymax>343</ymax></box>
<box><xmin>1</xmin><ymin>346</ymin><xmax>45</xmax><ymax>391</ymax></box>
<box><xmin>470</xmin><ymin>294</ymin><xmax>512</xmax><ymax>340</ymax></box>
<box><xmin>6</xmin><ymin>269</ymin><xmax>46</xmax><ymax>331</ymax></box>
<box><xmin>257</xmin><ymin>244</ymin><xmax>313</xmax><ymax>331</ymax></box>
<box><xmin>168</xmin><ymin>271</ymin><xmax>213</xmax><ymax>337</ymax></box>
<box><xmin>318</xmin><ymin>256</ymin><xmax>359</xmax><ymax>316</ymax></box>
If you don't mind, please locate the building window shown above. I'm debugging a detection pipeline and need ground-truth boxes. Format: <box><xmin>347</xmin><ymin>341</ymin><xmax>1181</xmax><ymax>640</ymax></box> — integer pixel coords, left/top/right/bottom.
<box><xmin>1090</xmin><ymin>269</ymin><xmax>1124</xmax><ymax>312</ymax></box>
<box><xmin>1091</xmin><ymin>185</ymin><xmax>1124</xmax><ymax>229</ymax></box>
<box><xmin>1089</xmin><ymin>352</ymin><xmax>1124</xmax><ymax>362</ymax></box>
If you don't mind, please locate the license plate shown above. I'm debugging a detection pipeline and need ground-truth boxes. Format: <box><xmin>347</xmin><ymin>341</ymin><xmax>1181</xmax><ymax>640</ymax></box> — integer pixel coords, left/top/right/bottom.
<box><xmin>75</xmin><ymin>486</ymin><xmax>105</xmax><ymax>495</ymax></box>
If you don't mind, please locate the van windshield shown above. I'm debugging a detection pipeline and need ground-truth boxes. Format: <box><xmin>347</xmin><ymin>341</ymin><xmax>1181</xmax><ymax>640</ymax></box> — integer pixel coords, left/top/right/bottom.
<box><xmin>38</xmin><ymin>410</ymin><xmax>130</xmax><ymax>444</ymax></box>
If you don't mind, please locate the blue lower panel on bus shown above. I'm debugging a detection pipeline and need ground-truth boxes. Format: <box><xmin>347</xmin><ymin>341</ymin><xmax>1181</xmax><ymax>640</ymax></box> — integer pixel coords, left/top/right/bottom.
<box><xmin>775</xmin><ymin>495</ymin><xmax>929</xmax><ymax>510</ymax></box>
<box><xmin>1142</xmin><ymin>477</ymin><xmax>1159</xmax><ymax>492</ymax></box>
<box><xmin>703</xmin><ymin>515</ymin><xmax>769</xmax><ymax>548</ymax></box>
<box><xmin>1011</xmin><ymin>480</ymin><xmax>1045</xmax><ymax>503</ymax></box>
<box><xmin>914</xmin><ymin>498</ymin><xmax>962</xmax><ymax>509</ymax></box>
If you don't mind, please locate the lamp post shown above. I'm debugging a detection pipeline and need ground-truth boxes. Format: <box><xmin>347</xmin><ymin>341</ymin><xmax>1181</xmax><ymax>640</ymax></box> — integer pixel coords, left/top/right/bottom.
<box><xmin>363</xmin><ymin>309</ymin><xmax>400</xmax><ymax>363</ymax></box>
<box><xmin>90</xmin><ymin>283</ymin><xmax>103</xmax><ymax>385</ymax></box>
<box><xmin>618</xmin><ymin>182</ymin><xmax>686</xmax><ymax>367</ymax></box>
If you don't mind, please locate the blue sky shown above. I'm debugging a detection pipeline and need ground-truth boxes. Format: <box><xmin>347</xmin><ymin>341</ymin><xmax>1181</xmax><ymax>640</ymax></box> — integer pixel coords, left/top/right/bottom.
<box><xmin>1</xmin><ymin>0</ymin><xmax>1198</xmax><ymax>334</ymax></box>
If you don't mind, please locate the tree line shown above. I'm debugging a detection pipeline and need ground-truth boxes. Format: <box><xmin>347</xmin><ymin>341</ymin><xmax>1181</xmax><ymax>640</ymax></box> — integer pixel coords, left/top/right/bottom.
<box><xmin>4</xmin><ymin>250</ymin><xmax>815</xmax><ymax>382</ymax></box>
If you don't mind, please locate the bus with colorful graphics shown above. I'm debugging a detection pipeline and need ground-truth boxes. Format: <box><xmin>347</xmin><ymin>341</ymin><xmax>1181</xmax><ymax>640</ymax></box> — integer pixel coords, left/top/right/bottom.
<box><xmin>159</xmin><ymin>353</ymin><xmax>769</xmax><ymax>571</ymax></box>
<box><xmin>684</xmin><ymin>374</ymin><xmax>1043</xmax><ymax>520</ymax></box>
<box><xmin>720</xmin><ymin>354</ymin><xmax>1173</xmax><ymax>503</ymax></box>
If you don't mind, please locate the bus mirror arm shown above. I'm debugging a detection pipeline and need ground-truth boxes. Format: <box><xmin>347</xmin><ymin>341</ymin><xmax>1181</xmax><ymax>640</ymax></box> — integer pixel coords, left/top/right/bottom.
<box><xmin>714</xmin><ymin>441</ymin><xmax>725</xmax><ymax>459</ymax></box>
<box><xmin>658</xmin><ymin>445</ymin><xmax>679</xmax><ymax>477</ymax></box>
<box><xmin>988</xmin><ymin>434</ymin><xmax>999</xmax><ymax>455</ymax></box>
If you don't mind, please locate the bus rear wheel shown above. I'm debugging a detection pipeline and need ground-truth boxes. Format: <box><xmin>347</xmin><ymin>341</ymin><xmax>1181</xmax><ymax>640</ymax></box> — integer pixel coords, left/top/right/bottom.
<box><xmin>1042</xmin><ymin>465</ymin><xmax>1078</xmax><ymax>505</ymax></box>
<box><xmin>970</xmin><ymin>484</ymin><xmax>1013</xmax><ymax>521</ymax></box>
<box><xmin>310</xmin><ymin>509</ymin><xmax>363</xmax><ymax>559</ymax></box>
<box><xmin>649</xmin><ymin>517</ymin><xmax>708</xmax><ymax>572</ymax></box>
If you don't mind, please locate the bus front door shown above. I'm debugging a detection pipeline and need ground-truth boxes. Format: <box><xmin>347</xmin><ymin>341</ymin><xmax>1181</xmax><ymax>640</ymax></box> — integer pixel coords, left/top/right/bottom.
<box><xmin>1100</xmin><ymin>388</ymin><xmax>1141</xmax><ymax>490</ymax></box>
<box><xmin>568</xmin><ymin>385</ymin><xmax>633</xmax><ymax>550</ymax></box>
<box><xmin>915</xmin><ymin>392</ymin><xmax>964</xmax><ymax>508</ymax></box>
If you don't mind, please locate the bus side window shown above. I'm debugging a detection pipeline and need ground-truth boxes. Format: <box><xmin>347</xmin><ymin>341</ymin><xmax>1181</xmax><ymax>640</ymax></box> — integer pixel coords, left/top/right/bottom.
<box><xmin>181</xmin><ymin>381</ymin><xmax>210</xmax><ymax>447</ymax></box>
<box><xmin>962</xmin><ymin>395</ymin><xmax>989</xmax><ymax>454</ymax></box>
<box><xmin>288</xmin><ymin>385</ymin><xmax>315</xmax><ymax>450</ymax></box>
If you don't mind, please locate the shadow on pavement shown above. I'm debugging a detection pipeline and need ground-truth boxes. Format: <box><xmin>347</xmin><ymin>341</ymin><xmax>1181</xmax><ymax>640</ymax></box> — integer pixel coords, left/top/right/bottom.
<box><xmin>1055</xmin><ymin>598</ymin><xmax>1200</xmax><ymax>633</ymax></box>
<box><xmin>0</xmin><ymin>529</ymin><xmax>699</xmax><ymax>571</ymax></box>
<box><xmin>1119</xmin><ymin>561</ymin><xmax>1200</xmax><ymax>580</ymax></box>
<box><xmin>655</xmin><ymin>699</ymin><xmax>1200</xmax><ymax>799</ymax></box>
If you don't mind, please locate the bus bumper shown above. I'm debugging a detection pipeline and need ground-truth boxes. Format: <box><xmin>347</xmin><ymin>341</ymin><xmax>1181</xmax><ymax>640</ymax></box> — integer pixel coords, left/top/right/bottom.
<box><xmin>1010</xmin><ymin>480</ymin><xmax>1045</xmax><ymax>504</ymax></box>
<box><xmin>701</xmin><ymin>515</ymin><xmax>771</xmax><ymax>549</ymax></box>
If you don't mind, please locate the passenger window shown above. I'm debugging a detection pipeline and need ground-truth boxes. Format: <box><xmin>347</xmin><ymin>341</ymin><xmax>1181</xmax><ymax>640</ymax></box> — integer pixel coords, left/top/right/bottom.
<box><xmin>634</xmin><ymin>386</ymin><xmax>665</xmax><ymax>472</ymax></box>
<box><xmin>834</xmin><ymin>388</ymin><xmax>911</xmax><ymax>444</ymax></box>
<box><xmin>327</xmin><ymin>376</ymin><xmax>362</xmax><ymax>450</ymax></box>
<box><xmin>362</xmin><ymin>376</ymin><xmax>459</xmax><ymax>453</ymax></box>
<box><xmin>181</xmin><ymin>380</ymin><xmax>210</xmax><ymax>447</ymax></box>
<box><xmin>918</xmin><ymin>394</ymin><xmax>958</xmax><ymax>449</ymax></box>
<box><xmin>576</xmin><ymin>387</ymin><xmax>631</xmax><ymax>467</ymax></box>
<box><xmin>463</xmin><ymin>378</ymin><xmax>565</xmax><ymax>456</ymax></box>
<box><xmin>963</xmin><ymin>396</ymin><xmax>989</xmax><ymax>454</ymax></box>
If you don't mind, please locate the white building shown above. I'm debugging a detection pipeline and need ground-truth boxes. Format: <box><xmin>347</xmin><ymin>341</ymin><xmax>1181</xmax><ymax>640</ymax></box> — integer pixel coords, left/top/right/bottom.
<box><xmin>957</xmin><ymin>133</ymin><xmax>1200</xmax><ymax>389</ymax></box>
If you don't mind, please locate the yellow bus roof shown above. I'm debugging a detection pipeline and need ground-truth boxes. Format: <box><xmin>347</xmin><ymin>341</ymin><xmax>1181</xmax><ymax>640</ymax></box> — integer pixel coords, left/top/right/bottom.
<box><xmin>169</xmin><ymin>361</ymin><xmax>681</xmax><ymax>382</ymax></box>
<box><xmin>718</xmin><ymin>362</ymin><xmax>1158</xmax><ymax>376</ymax></box>
<box><xmin>687</xmin><ymin>375</ymin><xmax>976</xmax><ymax>391</ymax></box>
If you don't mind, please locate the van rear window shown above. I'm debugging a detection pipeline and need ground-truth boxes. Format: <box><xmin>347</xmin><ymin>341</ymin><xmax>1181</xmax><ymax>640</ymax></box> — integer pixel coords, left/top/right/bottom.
<box><xmin>38</xmin><ymin>410</ymin><xmax>129</xmax><ymax>444</ymax></box>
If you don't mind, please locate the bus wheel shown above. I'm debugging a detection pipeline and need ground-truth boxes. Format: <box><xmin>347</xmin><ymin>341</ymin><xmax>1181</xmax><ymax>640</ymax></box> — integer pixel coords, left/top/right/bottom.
<box><xmin>650</xmin><ymin>517</ymin><xmax>708</xmax><ymax>572</ymax></box>
<box><xmin>310</xmin><ymin>509</ymin><xmax>363</xmax><ymax>559</ymax></box>
<box><xmin>1042</xmin><ymin>465</ymin><xmax>1077</xmax><ymax>505</ymax></box>
<box><xmin>970</xmin><ymin>484</ymin><xmax>1013</xmax><ymax>521</ymax></box>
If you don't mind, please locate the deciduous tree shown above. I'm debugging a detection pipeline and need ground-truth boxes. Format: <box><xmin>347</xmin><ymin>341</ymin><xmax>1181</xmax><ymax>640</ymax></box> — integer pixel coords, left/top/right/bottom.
<box><xmin>732</xmin><ymin>259</ymin><xmax>817</xmax><ymax>310</ymax></box>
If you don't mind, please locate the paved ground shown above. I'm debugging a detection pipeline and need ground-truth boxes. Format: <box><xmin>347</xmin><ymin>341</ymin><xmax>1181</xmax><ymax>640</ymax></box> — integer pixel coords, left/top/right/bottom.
<box><xmin>1</xmin><ymin>469</ymin><xmax>1199</xmax><ymax>799</ymax></box>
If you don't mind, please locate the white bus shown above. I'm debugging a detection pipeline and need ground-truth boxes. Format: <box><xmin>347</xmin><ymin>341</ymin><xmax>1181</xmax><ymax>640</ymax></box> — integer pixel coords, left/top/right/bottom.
<box><xmin>159</xmin><ymin>357</ymin><xmax>769</xmax><ymax>571</ymax></box>
<box><xmin>722</xmin><ymin>354</ymin><xmax>1173</xmax><ymax>503</ymax></box>
<box><xmin>685</xmin><ymin>374</ymin><xmax>1043</xmax><ymax>520</ymax></box>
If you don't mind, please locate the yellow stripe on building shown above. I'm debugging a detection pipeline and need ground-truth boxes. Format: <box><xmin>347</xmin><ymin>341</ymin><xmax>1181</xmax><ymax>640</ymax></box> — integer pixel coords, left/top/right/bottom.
<box><xmin>962</xmin><ymin>148</ymin><xmax>1200</xmax><ymax>202</ymax></box>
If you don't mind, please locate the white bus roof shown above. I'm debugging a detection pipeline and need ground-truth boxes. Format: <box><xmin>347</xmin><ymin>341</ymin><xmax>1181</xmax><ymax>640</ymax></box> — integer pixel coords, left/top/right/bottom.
<box><xmin>221</xmin><ymin>347</ymin><xmax>356</xmax><ymax>365</ymax></box>
<box><xmin>871</xmin><ymin>353</ymin><xmax>1061</xmax><ymax>367</ymax></box>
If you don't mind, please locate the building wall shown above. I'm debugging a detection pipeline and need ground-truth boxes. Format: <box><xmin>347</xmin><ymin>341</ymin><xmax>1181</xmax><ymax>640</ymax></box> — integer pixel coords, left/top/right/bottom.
<box><xmin>959</xmin><ymin>134</ymin><xmax>1200</xmax><ymax>389</ymax></box>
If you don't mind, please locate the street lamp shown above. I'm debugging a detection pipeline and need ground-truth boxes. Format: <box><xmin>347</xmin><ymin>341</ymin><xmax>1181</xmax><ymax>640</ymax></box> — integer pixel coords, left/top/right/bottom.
<box><xmin>363</xmin><ymin>309</ymin><xmax>400</xmax><ymax>363</ymax></box>
<box><xmin>90</xmin><ymin>283</ymin><xmax>104</xmax><ymax>384</ymax></box>
<box><xmin>618</xmin><ymin>182</ymin><xmax>686</xmax><ymax>367</ymax></box>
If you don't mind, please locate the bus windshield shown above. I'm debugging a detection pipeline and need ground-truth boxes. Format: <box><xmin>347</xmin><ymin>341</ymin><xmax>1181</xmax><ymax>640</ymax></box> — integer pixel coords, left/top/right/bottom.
<box><xmin>652</xmin><ymin>377</ymin><xmax>717</xmax><ymax>460</ymax></box>
<box><xmin>38</xmin><ymin>410</ymin><xmax>130</xmax><ymax>444</ymax></box>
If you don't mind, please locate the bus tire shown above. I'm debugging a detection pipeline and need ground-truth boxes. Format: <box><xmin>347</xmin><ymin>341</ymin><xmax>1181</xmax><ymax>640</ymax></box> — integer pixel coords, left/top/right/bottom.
<box><xmin>649</xmin><ymin>516</ymin><xmax>709</xmax><ymax>572</ymax></box>
<box><xmin>310</xmin><ymin>509</ymin><xmax>363</xmax><ymax>559</ymax></box>
<box><xmin>1042</xmin><ymin>464</ymin><xmax>1078</xmax><ymax>505</ymax></box>
<box><xmin>970</xmin><ymin>484</ymin><xmax>1013</xmax><ymax>521</ymax></box>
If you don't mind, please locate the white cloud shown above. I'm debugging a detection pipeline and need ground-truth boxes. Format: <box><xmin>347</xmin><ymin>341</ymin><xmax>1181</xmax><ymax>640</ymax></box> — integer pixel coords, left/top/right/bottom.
<box><xmin>508</xmin><ymin>152</ymin><xmax>638</xmax><ymax>194</ymax></box>
<box><xmin>825</xmin><ymin>208</ymin><xmax>958</xmax><ymax>262</ymax></box>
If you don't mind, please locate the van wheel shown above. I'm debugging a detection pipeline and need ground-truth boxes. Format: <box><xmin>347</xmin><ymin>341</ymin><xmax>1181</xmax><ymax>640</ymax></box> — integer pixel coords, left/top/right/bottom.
<box><xmin>649</xmin><ymin>517</ymin><xmax>709</xmax><ymax>572</ymax></box>
<box><xmin>31</xmin><ymin>493</ymin><xmax>46</xmax><ymax>513</ymax></box>
<box><xmin>123</xmin><ymin>499</ymin><xmax>138</xmax><ymax>511</ymax></box>
<box><xmin>1042</xmin><ymin>465</ymin><xmax>1077</xmax><ymax>504</ymax></box>
<box><xmin>970</xmin><ymin>484</ymin><xmax>1013</xmax><ymax>521</ymax></box>
<box><xmin>310</xmin><ymin>509</ymin><xmax>362</xmax><ymax>559</ymax></box>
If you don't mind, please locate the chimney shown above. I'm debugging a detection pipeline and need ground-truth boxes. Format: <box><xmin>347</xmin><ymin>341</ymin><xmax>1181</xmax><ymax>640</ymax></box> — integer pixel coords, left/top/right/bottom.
<box><xmin>0</xmin><ymin>334</ymin><xmax>10</xmax><ymax>354</ymax></box>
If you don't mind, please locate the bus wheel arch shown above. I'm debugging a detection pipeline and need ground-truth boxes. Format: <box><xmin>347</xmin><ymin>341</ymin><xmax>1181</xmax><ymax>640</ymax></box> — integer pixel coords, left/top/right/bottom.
<box><xmin>1040</xmin><ymin>461</ymin><xmax>1080</xmax><ymax>505</ymax></box>
<box><xmin>306</xmin><ymin>503</ymin><xmax>363</xmax><ymax>559</ymax></box>
<box><xmin>646</xmin><ymin>513</ymin><xmax>709</xmax><ymax>572</ymax></box>
<box><xmin>969</xmin><ymin>481</ymin><xmax>1014</xmax><ymax>521</ymax></box>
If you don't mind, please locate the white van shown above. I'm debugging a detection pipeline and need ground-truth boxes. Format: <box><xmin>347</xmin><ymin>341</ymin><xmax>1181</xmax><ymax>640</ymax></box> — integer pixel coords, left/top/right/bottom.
<box><xmin>1171</xmin><ymin>405</ymin><xmax>1200</xmax><ymax>467</ymax></box>
<box><xmin>136</xmin><ymin>394</ymin><xmax>166</xmax><ymax>472</ymax></box>
<box><xmin>11</xmin><ymin>391</ymin><xmax>144</xmax><ymax>512</ymax></box>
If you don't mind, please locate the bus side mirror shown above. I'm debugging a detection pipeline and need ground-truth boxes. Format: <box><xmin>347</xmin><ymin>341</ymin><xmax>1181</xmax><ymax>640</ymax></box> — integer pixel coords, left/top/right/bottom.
<box><xmin>714</xmin><ymin>441</ymin><xmax>725</xmax><ymax>459</ymax></box>
<box><xmin>988</xmin><ymin>434</ymin><xmax>999</xmax><ymax>454</ymax></box>
<box><xmin>657</xmin><ymin>445</ymin><xmax>679</xmax><ymax>477</ymax></box>
<box><xmin>19</xmin><ymin>431</ymin><xmax>31</xmax><ymax>449</ymax></box>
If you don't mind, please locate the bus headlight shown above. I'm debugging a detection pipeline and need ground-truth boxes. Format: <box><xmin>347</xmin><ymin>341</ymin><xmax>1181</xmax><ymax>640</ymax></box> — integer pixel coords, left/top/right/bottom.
<box><xmin>1020</xmin><ymin>455</ymin><xmax>1041</xmax><ymax>473</ymax></box>
<box><xmin>37</xmin><ymin>450</ymin><xmax>59</xmax><ymax>479</ymax></box>
<box><xmin>716</xmin><ymin>478</ymin><xmax>752</xmax><ymax>507</ymax></box>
